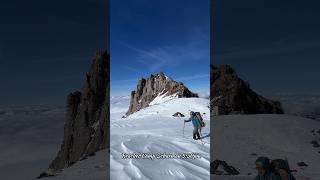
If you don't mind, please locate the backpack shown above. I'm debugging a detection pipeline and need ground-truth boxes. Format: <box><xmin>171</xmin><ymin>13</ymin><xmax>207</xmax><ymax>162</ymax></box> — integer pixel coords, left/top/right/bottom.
<box><xmin>194</xmin><ymin>112</ymin><xmax>205</xmax><ymax>127</ymax></box>
<box><xmin>271</xmin><ymin>159</ymin><xmax>296</xmax><ymax>180</ymax></box>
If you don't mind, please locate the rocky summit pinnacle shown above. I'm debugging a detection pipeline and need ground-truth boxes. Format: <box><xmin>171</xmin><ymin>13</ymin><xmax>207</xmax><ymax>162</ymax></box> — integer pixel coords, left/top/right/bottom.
<box><xmin>125</xmin><ymin>72</ymin><xmax>198</xmax><ymax>116</ymax></box>
<box><xmin>211</xmin><ymin>64</ymin><xmax>284</xmax><ymax>115</ymax></box>
<box><xmin>38</xmin><ymin>50</ymin><xmax>109</xmax><ymax>178</ymax></box>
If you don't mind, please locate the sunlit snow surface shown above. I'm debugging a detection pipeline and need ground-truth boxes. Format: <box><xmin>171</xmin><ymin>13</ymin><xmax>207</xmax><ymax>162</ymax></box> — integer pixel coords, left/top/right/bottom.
<box><xmin>110</xmin><ymin>96</ymin><xmax>210</xmax><ymax>180</ymax></box>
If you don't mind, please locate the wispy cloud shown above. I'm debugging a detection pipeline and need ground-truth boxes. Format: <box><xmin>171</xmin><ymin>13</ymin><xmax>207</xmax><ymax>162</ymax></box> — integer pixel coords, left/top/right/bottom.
<box><xmin>175</xmin><ymin>74</ymin><xmax>209</xmax><ymax>82</ymax></box>
<box><xmin>111</xmin><ymin>78</ymin><xmax>138</xmax><ymax>84</ymax></box>
<box><xmin>118</xmin><ymin>32</ymin><xmax>209</xmax><ymax>72</ymax></box>
<box><xmin>123</xmin><ymin>66</ymin><xmax>141</xmax><ymax>72</ymax></box>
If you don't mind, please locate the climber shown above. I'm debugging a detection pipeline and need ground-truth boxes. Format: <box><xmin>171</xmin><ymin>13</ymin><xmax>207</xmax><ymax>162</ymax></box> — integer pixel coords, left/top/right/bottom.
<box><xmin>270</xmin><ymin>159</ymin><xmax>296</xmax><ymax>180</ymax></box>
<box><xmin>255</xmin><ymin>157</ymin><xmax>281</xmax><ymax>180</ymax></box>
<box><xmin>194</xmin><ymin>111</ymin><xmax>205</xmax><ymax>133</ymax></box>
<box><xmin>184</xmin><ymin>111</ymin><xmax>202</xmax><ymax>140</ymax></box>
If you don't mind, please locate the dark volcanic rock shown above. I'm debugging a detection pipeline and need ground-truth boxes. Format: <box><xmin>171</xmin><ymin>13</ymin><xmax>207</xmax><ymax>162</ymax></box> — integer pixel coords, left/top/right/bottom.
<box><xmin>311</xmin><ymin>140</ymin><xmax>320</xmax><ymax>148</ymax></box>
<box><xmin>297</xmin><ymin>162</ymin><xmax>308</xmax><ymax>167</ymax></box>
<box><xmin>126</xmin><ymin>72</ymin><xmax>198</xmax><ymax>116</ymax></box>
<box><xmin>40</xmin><ymin>50</ymin><xmax>110</xmax><ymax>176</ymax></box>
<box><xmin>211</xmin><ymin>160</ymin><xmax>240</xmax><ymax>175</ymax></box>
<box><xmin>211</xmin><ymin>64</ymin><xmax>284</xmax><ymax>115</ymax></box>
<box><xmin>172</xmin><ymin>112</ymin><xmax>185</xmax><ymax>117</ymax></box>
<box><xmin>36</xmin><ymin>172</ymin><xmax>54</xmax><ymax>179</ymax></box>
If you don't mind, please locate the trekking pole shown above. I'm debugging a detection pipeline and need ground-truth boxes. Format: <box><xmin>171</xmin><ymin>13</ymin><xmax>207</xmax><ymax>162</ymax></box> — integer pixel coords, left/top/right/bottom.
<box><xmin>183</xmin><ymin>120</ymin><xmax>185</xmax><ymax>137</ymax></box>
<box><xmin>198</xmin><ymin>127</ymin><xmax>206</xmax><ymax>145</ymax></box>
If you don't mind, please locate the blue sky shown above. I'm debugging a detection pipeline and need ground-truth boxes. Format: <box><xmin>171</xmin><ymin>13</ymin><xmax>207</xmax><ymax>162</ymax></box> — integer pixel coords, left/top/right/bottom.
<box><xmin>110</xmin><ymin>0</ymin><xmax>210</xmax><ymax>96</ymax></box>
<box><xmin>214</xmin><ymin>0</ymin><xmax>320</xmax><ymax>96</ymax></box>
<box><xmin>0</xmin><ymin>0</ymin><xmax>106</xmax><ymax>106</ymax></box>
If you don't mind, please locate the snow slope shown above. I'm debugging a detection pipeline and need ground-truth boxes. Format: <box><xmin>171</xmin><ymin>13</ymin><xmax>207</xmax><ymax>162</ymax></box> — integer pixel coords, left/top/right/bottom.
<box><xmin>212</xmin><ymin>114</ymin><xmax>320</xmax><ymax>180</ymax></box>
<box><xmin>42</xmin><ymin>150</ymin><xmax>107</xmax><ymax>180</ymax></box>
<box><xmin>149</xmin><ymin>92</ymin><xmax>178</xmax><ymax>106</ymax></box>
<box><xmin>111</xmin><ymin>96</ymin><xmax>210</xmax><ymax>180</ymax></box>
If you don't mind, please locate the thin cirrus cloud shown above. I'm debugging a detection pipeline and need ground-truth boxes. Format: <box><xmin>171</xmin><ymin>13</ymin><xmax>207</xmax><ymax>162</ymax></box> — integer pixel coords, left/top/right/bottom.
<box><xmin>175</xmin><ymin>74</ymin><xmax>209</xmax><ymax>82</ymax></box>
<box><xmin>118</xmin><ymin>37</ymin><xmax>209</xmax><ymax>72</ymax></box>
<box><xmin>111</xmin><ymin>78</ymin><xmax>138</xmax><ymax>84</ymax></box>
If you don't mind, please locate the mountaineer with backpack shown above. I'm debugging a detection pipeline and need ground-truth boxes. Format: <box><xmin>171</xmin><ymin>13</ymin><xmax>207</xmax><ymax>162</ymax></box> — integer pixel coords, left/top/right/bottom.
<box><xmin>184</xmin><ymin>111</ymin><xmax>202</xmax><ymax>140</ymax></box>
<box><xmin>254</xmin><ymin>157</ymin><xmax>281</xmax><ymax>180</ymax></box>
<box><xmin>270</xmin><ymin>159</ymin><xmax>296</xmax><ymax>180</ymax></box>
<box><xmin>254</xmin><ymin>157</ymin><xmax>296</xmax><ymax>180</ymax></box>
<box><xmin>194</xmin><ymin>112</ymin><xmax>206</xmax><ymax>133</ymax></box>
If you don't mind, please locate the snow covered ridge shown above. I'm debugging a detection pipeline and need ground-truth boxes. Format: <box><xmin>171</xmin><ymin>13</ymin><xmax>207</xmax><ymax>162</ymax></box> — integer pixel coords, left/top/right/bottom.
<box><xmin>128</xmin><ymin>97</ymin><xmax>210</xmax><ymax>119</ymax></box>
<box><xmin>111</xmin><ymin>96</ymin><xmax>210</xmax><ymax>180</ymax></box>
<box><xmin>149</xmin><ymin>92</ymin><xmax>178</xmax><ymax>106</ymax></box>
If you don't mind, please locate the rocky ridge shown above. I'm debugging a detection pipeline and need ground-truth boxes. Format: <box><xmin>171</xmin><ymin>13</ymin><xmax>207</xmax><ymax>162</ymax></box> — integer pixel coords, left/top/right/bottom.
<box><xmin>210</xmin><ymin>64</ymin><xmax>284</xmax><ymax>115</ymax></box>
<box><xmin>126</xmin><ymin>72</ymin><xmax>198</xmax><ymax>116</ymax></box>
<box><xmin>39</xmin><ymin>50</ymin><xmax>109</xmax><ymax>178</ymax></box>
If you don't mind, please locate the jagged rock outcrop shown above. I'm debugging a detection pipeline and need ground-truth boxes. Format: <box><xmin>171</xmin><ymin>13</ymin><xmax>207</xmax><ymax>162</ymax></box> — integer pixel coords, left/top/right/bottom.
<box><xmin>39</xmin><ymin>50</ymin><xmax>109</xmax><ymax>178</ymax></box>
<box><xmin>126</xmin><ymin>72</ymin><xmax>198</xmax><ymax>116</ymax></box>
<box><xmin>172</xmin><ymin>112</ymin><xmax>185</xmax><ymax>117</ymax></box>
<box><xmin>211</xmin><ymin>160</ymin><xmax>240</xmax><ymax>175</ymax></box>
<box><xmin>211</xmin><ymin>64</ymin><xmax>283</xmax><ymax>115</ymax></box>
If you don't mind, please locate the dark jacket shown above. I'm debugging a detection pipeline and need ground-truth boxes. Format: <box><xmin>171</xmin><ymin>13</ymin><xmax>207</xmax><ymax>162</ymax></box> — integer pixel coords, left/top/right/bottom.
<box><xmin>271</xmin><ymin>159</ymin><xmax>295</xmax><ymax>180</ymax></box>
